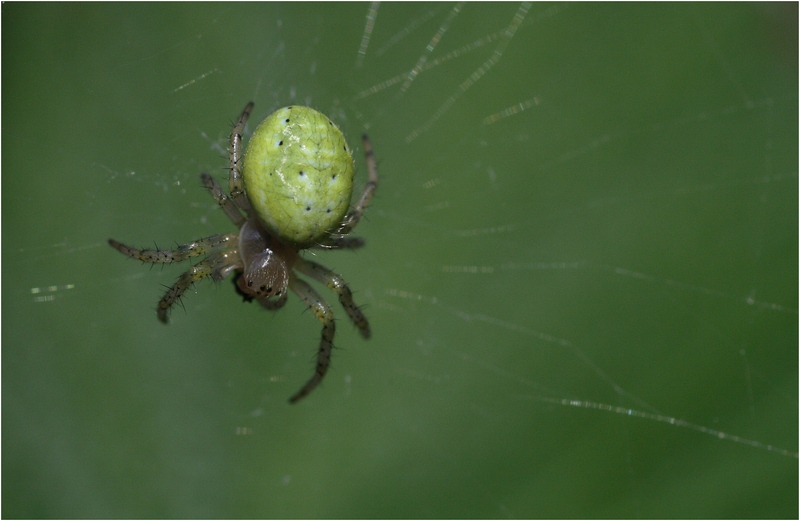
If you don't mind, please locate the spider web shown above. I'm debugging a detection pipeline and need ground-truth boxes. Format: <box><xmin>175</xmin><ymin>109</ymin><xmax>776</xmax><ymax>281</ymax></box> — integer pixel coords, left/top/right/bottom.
<box><xmin>4</xmin><ymin>3</ymin><xmax>798</xmax><ymax>518</ymax></box>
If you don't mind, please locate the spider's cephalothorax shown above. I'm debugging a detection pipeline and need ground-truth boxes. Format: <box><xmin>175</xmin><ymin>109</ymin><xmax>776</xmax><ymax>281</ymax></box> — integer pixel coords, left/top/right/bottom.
<box><xmin>109</xmin><ymin>103</ymin><xmax>378</xmax><ymax>403</ymax></box>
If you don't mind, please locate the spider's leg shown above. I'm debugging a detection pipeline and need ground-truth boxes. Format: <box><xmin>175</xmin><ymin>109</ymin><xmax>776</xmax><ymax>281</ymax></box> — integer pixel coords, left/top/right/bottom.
<box><xmin>287</xmin><ymin>277</ymin><xmax>336</xmax><ymax>404</ymax></box>
<box><xmin>294</xmin><ymin>258</ymin><xmax>370</xmax><ymax>338</ymax></box>
<box><xmin>333</xmin><ymin>134</ymin><xmax>379</xmax><ymax>236</ymax></box>
<box><xmin>108</xmin><ymin>234</ymin><xmax>237</xmax><ymax>263</ymax></box>
<box><xmin>228</xmin><ymin>102</ymin><xmax>255</xmax><ymax>217</ymax></box>
<box><xmin>313</xmin><ymin>236</ymin><xmax>365</xmax><ymax>250</ymax></box>
<box><xmin>157</xmin><ymin>250</ymin><xmax>239</xmax><ymax>323</ymax></box>
<box><xmin>201</xmin><ymin>173</ymin><xmax>245</xmax><ymax>227</ymax></box>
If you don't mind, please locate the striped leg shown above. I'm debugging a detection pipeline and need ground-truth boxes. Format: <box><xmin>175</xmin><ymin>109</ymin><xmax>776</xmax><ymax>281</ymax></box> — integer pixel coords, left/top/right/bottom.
<box><xmin>295</xmin><ymin>258</ymin><xmax>370</xmax><ymax>338</ymax></box>
<box><xmin>288</xmin><ymin>277</ymin><xmax>336</xmax><ymax>403</ymax></box>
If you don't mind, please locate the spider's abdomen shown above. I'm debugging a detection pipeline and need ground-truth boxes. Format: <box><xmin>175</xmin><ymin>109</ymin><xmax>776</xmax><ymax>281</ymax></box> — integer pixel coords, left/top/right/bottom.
<box><xmin>243</xmin><ymin>106</ymin><xmax>355</xmax><ymax>247</ymax></box>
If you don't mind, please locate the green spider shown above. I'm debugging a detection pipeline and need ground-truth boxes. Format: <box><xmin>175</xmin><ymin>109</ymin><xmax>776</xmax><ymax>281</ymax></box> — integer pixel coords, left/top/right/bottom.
<box><xmin>109</xmin><ymin>103</ymin><xmax>378</xmax><ymax>403</ymax></box>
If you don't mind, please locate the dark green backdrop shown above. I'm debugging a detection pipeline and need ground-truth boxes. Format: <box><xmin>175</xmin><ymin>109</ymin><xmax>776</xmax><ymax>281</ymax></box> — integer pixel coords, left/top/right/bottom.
<box><xmin>3</xmin><ymin>3</ymin><xmax>797</xmax><ymax>518</ymax></box>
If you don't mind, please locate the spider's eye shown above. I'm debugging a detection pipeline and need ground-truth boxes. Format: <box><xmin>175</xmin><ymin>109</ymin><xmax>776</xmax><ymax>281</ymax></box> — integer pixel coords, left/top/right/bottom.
<box><xmin>239</xmin><ymin>249</ymin><xmax>288</xmax><ymax>299</ymax></box>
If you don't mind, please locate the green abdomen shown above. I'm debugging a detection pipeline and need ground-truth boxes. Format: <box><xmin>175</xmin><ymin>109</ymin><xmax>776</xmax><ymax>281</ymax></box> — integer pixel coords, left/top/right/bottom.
<box><xmin>243</xmin><ymin>106</ymin><xmax>355</xmax><ymax>247</ymax></box>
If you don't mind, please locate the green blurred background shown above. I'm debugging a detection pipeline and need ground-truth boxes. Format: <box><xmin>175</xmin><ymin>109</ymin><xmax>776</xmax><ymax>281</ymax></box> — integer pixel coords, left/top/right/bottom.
<box><xmin>3</xmin><ymin>3</ymin><xmax>797</xmax><ymax>518</ymax></box>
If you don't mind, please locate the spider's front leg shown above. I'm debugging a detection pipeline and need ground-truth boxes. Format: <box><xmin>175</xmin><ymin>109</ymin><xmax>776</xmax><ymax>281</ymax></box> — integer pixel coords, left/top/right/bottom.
<box><xmin>108</xmin><ymin>236</ymin><xmax>240</xmax><ymax>323</ymax></box>
<box><xmin>156</xmin><ymin>250</ymin><xmax>240</xmax><ymax>323</ymax></box>
<box><xmin>287</xmin><ymin>277</ymin><xmax>336</xmax><ymax>404</ymax></box>
<box><xmin>295</xmin><ymin>258</ymin><xmax>370</xmax><ymax>338</ymax></box>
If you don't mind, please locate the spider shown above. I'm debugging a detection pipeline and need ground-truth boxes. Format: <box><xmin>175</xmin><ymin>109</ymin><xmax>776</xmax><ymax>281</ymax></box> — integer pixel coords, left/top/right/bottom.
<box><xmin>109</xmin><ymin>102</ymin><xmax>378</xmax><ymax>403</ymax></box>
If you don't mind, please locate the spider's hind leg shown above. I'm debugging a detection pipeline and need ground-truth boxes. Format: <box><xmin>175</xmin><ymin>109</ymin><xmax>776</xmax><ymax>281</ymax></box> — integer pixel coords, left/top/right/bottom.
<box><xmin>330</xmin><ymin>135</ymin><xmax>379</xmax><ymax>237</ymax></box>
<box><xmin>108</xmin><ymin>234</ymin><xmax>237</xmax><ymax>264</ymax></box>
<box><xmin>313</xmin><ymin>236</ymin><xmax>365</xmax><ymax>250</ymax></box>
<box><xmin>201</xmin><ymin>173</ymin><xmax>246</xmax><ymax>227</ymax></box>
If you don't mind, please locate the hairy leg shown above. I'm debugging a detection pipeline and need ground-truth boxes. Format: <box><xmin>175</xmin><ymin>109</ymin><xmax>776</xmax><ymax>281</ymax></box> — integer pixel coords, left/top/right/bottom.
<box><xmin>288</xmin><ymin>277</ymin><xmax>336</xmax><ymax>403</ymax></box>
